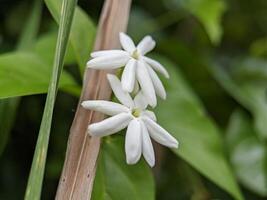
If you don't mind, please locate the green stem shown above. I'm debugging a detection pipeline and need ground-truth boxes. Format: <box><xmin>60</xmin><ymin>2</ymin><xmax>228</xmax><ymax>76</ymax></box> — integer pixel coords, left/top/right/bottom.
<box><xmin>24</xmin><ymin>0</ymin><xmax>77</xmax><ymax>199</ymax></box>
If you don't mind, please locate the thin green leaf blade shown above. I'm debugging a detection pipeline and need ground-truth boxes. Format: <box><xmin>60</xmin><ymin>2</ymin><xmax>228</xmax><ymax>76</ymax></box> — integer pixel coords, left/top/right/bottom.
<box><xmin>153</xmin><ymin>55</ymin><xmax>243</xmax><ymax>200</ymax></box>
<box><xmin>16</xmin><ymin>0</ymin><xmax>42</xmax><ymax>50</ymax></box>
<box><xmin>45</xmin><ymin>0</ymin><xmax>95</xmax><ymax>75</ymax></box>
<box><xmin>24</xmin><ymin>0</ymin><xmax>78</xmax><ymax>198</ymax></box>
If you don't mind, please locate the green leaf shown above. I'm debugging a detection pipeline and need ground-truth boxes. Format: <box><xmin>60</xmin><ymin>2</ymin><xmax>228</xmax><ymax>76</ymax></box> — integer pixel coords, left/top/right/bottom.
<box><xmin>45</xmin><ymin>0</ymin><xmax>96</xmax><ymax>75</ymax></box>
<box><xmin>34</xmin><ymin>31</ymin><xmax>76</xmax><ymax>65</ymax></box>
<box><xmin>0</xmin><ymin>52</ymin><xmax>79</xmax><ymax>99</ymax></box>
<box><xmin>0</xmin><ymin>0</ymin><xmax>42</xmax><ymax>157</ymax></box>
<box><xmin>250</xmin><ymin>37</ymin><xmax>267</xmax><ymax>58</ymax></box>
<box><xmin>16</xmin><ymin>0</ymin><xmax>42</xmax><ymax>50</ymax></box>
<box><xmin>92</xmin><ymin>137</ymin><xmax>155</xmax><ymax>200</ymax></box>
<box><xmin>209</xmin><ymin>58</ymin><xmax>267</xmax><ymax>139</ymax></box>
<box><xmin>24</xmin><ymin>0</ymin><xmax>78</xmax><ymax>198</ymax></box>
<box><xmin>232</xmin><ymin>58</ymin><xmax>267</xmax><ymax>82</ymax></box>
<box><xmin>153</xmin><ymin>55</ymin><xmax>243</xmax><ymax>200</ymax></box>
<box><xmin>226</xmin><ymin>110</ymin><xmax>267</xmax><ymax>196</ymax></box>
<box><xmin>179</xmin><ymin>0</ymin><xmax>226</xmax><ymax>44</ymax></box>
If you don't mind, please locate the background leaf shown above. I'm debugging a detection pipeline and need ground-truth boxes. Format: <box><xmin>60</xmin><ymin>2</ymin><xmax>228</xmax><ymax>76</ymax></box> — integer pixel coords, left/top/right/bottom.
<box><xmin>34</xmin><ymin>31</ymin><xmax>76</xmax><ymax>65</ymax></box>
<box><xmin>0</xmin><ymin>0</ymin><xmax>43</xmax><ymax>157</ymax></box>
<box><xmin>226</xmin><ymin>109</ymin><xmax>267</xmax><ymax>196</ymax></box>
<box><xmin>16</xmin><ymin>0</ymin><xmax>42</xmax><ymax>51</ymax></box>
<box><xmin>171</xmin><ymin>0</ymin><xmax>226</xmax><ymax>44</ymax></box>
<box><xmin>250</xmin><ymin>37</ymin><xmax>267</xmax><ymax>58</ymax></box>
<box><xmin>0</xmin><ymin>52</ymin><xmax>79</xmax><ymax>99</ymax></box>
<box><xmin>0</xmin><ymin>98</ymin><xmax>19</xmax><ymax>156</ymax></box>
<box><xmin>92</xmin><ymin>137</ymin><xmax>155</xmax><ymax>200</ymax></box>
<box><xmin>210</xmin><ymin>58</ymin><xmax>267</xmax><ymax>139</ymax></box>
<box><xmin>24</xmin><ymin>0</ymin><xmax>78</xmax><ymax>198</ymax></box>
<box><xmin>153</xmin><ymin>55</ymin><xmax>243</xmax><ymax>200</ymax></box>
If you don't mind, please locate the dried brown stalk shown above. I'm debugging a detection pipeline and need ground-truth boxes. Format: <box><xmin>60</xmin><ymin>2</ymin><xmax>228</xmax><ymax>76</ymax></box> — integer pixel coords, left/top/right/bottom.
<box><xmin>55</xmin><ymin>0</ymin><xmax>132</xmax><ymax>199</ymax></box>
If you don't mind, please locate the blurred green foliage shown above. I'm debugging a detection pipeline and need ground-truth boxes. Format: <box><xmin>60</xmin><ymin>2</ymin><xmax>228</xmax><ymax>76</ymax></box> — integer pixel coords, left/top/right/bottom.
<box><xmin>0</xmin><ymin>0</ymin><xmax>266</xmax><ymax>199</ymax></box>
<box><xmin>226</xmin><ymin>110</ymin><xmax>267</xmax><ymax>196</ymax></box>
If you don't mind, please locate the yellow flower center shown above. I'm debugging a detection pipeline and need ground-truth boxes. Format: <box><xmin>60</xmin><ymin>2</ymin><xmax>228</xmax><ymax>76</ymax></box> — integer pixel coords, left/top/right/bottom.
<box><xmin>131</xmin><ymin>49</ymin><xmax>139</xmax><ymax>60</ymax></box>
<box><xmin>132</xmin><ymin>108</ymin><xmax>141</xmax><ymax>117</ymax></box>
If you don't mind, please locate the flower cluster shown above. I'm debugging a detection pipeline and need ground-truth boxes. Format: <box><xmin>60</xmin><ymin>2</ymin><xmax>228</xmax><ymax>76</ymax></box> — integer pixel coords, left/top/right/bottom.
<box><xmin>82</xmin><ymin>33</ymin><xmax>178</xmax><ymax>167</ymax></box>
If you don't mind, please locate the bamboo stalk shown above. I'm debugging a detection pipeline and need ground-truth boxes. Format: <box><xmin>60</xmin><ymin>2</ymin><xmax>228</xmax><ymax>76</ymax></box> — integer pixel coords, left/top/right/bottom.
<box><xmin>56</xmin><ymin>0</ymin><xmax>132</xmax><ymax>199</ymax></box>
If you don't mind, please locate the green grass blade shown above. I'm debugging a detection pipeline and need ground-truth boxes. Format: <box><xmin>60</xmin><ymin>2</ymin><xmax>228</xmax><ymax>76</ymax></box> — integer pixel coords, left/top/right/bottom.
<box><xmin>24</xmin><ymin>0</ymin><xmax>78</xmax><ymax>199</ymax></box>
<box><xmin>45</xmin><ymin>0</ymin><xmax>95</xmax><ymax>76</ymax></box>
<box><xmin>0</xmin><ymin>98</ymin><xmax>19</xmax><ymax>155</ymax></box>
<box><xmin>17</xmin><ymin>0</ymin><xmax>42</xmax><ymax>50</ymax></box>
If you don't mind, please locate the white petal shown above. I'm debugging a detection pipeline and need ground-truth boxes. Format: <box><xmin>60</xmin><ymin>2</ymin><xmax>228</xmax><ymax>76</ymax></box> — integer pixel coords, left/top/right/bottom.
<box><xmin>81</xmin><ymin>100</ymin><xmax>129</xmax><ymax>116</ymax></box>
<box><xmin>140</xmin><ymin>121</ymin><xmax>155</xmax><ymax>167</ymax></box>
<box><xmin>107</xmin><ymin>74</ymin><xmax>134</xmax><ymax>108</ymax></box>
<box><xmin>137</xmin><ymin>36</ymin><xmax>155</xmax><ymax>55</ymax></box>
<box><xmin>88</xmin><ymin>113</ymin><xmax>132</xmax><ymax>137</ymax></box>
<box><xmin>136</xmin><ymin>61</ymin><xmax>157</xmax><ymax>107</ymax></box>
<box><xmin>133</xmin><ymin>91</ymin><xmax>148</xmax><ymax>110</ymax></box>
<box><xmin>121</xmin><ymin>59</ymin><xmax>136</xmax><ymax>93</ymax></box>
<box><xmin>87</xmin><ymin>54</ymin><xmax>130</xmax><ymax>69</ymax></box>
<box><xmin>143</xmin><ymin>56</ymin><xmax>169</xmax><ymax>78</ymax></box>
<box><xmin>146</xmin><ymin>65</ymin><xmax>166</xmax><ymax>99</ymax></box>
<box><xmin>141</xmin><ymin>110</ymin><xmax>156</xmax><ymax>121</ymax></box>
<box><xmin>125</xmin><ymin>119</ymin><xmax>142</xmax><ymax>164</ymax></box>
<box><xmin>120</xmin><ymin>32</ymin><xmax>136</xmax><ymax>54</ymax></box>
<box><xmin>91</xmin><ymin>50</ymin><xmax>129</xmax><ymax>58</ymax></box>
<box><xmin>142</xmin><ymin>117</ymin><xmax>178</xmax><ymax>148</ymax></box>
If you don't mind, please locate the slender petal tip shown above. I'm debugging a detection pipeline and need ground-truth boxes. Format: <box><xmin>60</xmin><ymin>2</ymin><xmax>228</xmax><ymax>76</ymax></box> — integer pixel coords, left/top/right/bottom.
<box><xmin>170</xmin><ymin>140</ymin><xmax>179</xmax><ymax>148</ymax></box>
<box><xmin>81</xmin><ymin>101</ymin><xmax>87</xmax><ymax>108</ymax></box>
<box><xmin>119</xmin><ymin>32</ymin><xmax>136</xmax><ymax>53</ymax></box>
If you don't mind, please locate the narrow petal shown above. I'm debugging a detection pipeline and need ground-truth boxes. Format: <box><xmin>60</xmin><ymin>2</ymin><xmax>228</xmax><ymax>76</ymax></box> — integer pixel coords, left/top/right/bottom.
<box><xmin>143</xmin><ymin>56</ymin><xmax>169</xmax><ymax>78</ymax></box>
<box><xmin>91</xmin><ymin>50</ymin><xmax>129</xmax><ymax>58</ymax></box>
<box><xmin>88</xmin><ymin>113</ymin><xmax>132</xmax><ymax>137</ymax></box>
<box><xmin>121</xmin><ymin>59</ymin><xmax>136</xmax><ymax>93</ymax></box>
<box><xmin>107</xmin><ymin>74</ymin><xmax>134</xmax><ymax>108</ymax></box>
<box><xmin>141</xmin><ymin>110</ymin><xmax>156</xmax><ymax>121</ymax></box>
<box><xmin>87</xmin><ymin>54</ymin><xmax>130</xmax><ymax>69</ymax></box>
<box><xmin>142</xmin><ymin>117</ymin><xmax>178</xmax><ymax>148</ymax></box>
<box><xmin>146</xmin><ymin>64</ymin><xmax>166</xmax><ymax>99</ymax></box>
<box><xmin>81</xmin><ymin>100</ymin><xmax>129</xmax><ymax>116</ymax></box>
<box><xmin>133</xmin><ymin>91</ymin><xmax>148</xmax><ymax>110</ymax></box>
<box><xmin>120</xmin><ymin>32</ymin><xmax>136</xmax><ymax>54</ymax></box>
<box><xmin>137</xmin><ymin>36</ymin><xmax>155</xmax><ymax>55</ymax></box>
<box><xmin>125</xmin><ymin>119</ymin><xmax>142</xmax><ymax>164</ymax></box>
<box><xmin>140</xmin><ymin>121</ymin><xmax>155</xmax><ymax>167</ymax></box>
<box><xmin>136</xmin><ymin>61</ymin><xmax>157</xmax><ymax>107</ymax></box>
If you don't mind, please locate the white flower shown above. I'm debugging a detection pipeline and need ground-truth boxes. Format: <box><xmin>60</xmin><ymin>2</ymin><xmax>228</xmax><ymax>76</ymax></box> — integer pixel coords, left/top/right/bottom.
<box><xmin>87</xmin><ymin>32</ymin><xmax>170</xmax><ymax>108</ymax></box>
<box><xmin>82</xmin><ymin>74</ymin><xmax>178</xmax><ymax>167</ymax></box>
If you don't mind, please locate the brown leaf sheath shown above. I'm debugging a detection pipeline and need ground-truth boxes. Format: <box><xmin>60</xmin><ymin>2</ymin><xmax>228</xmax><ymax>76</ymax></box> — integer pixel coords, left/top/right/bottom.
<box><xmin>55</xmin><ymin>0</ymin><xmax>132</xmax><ymax>199</ymax></box>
